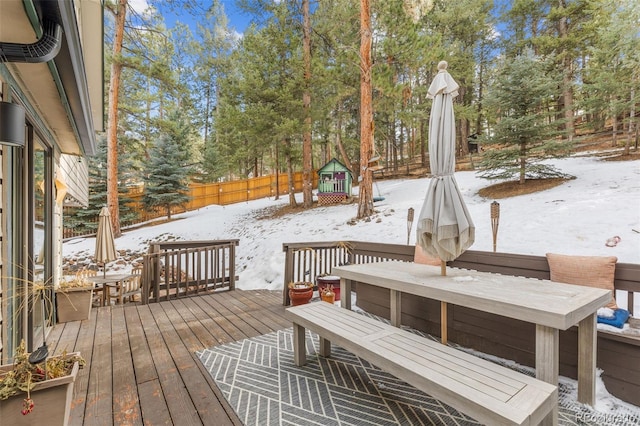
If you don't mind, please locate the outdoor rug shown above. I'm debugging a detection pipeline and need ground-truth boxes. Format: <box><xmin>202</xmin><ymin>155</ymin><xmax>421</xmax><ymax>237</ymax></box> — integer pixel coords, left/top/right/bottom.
<box><xmin>196</xmin><ymin>315</ymin><xmax>640</xmax><ymax>426</ymax></box>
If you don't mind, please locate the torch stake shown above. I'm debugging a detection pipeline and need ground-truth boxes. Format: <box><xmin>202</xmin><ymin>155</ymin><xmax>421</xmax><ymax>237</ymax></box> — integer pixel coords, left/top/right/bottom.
<box><xmin>406</xmin><ymin>208</ymin><xmax>415</xmax><ymax>245</ymax></box>
<box><xmin>491</xmin><ymin>201</ymin><xmax>500</xmax><ymax>253</ymax></box>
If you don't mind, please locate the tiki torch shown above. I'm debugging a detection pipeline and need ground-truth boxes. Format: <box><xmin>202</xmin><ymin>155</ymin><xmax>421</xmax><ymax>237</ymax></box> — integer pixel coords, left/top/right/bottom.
<box><xmin>491</xmin><ymin>201</ymin><xmax>500</xmax><ymax>252</ymax></box>
<box><xmin>407</xmin><ymin>207</ymin><xmax>415</xmax><ymax>245</ymax></box>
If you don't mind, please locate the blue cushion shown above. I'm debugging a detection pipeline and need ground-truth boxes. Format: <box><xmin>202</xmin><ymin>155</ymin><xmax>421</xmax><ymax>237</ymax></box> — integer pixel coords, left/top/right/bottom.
<box><xmin>597</xmin><ymin>309</ymin><xmax>629</xmax><ymax>328</ymax></box>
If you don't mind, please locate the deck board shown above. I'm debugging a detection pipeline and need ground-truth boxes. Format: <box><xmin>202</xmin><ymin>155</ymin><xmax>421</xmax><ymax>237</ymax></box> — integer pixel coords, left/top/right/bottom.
<box><xmin>68</xmin><ymin>308</ymin><xmax>97</xmax><ymax>425</ymax></box>
<box><xmin>49</xmin><ymin>289</ymin><xmax>288</xmax><ymax>425</ymax></box>
<box><xmin>87</xmin><ymin>307</ymin><xmax>115</xmax><ymax>425</ymax></box>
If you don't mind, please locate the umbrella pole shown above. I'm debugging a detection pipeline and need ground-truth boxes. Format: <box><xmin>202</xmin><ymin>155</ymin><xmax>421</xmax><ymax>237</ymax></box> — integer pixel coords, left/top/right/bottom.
<box><xmin>441</xmin><ymin>301</ymin><xmax>448</xmax><ymax>345</ymax></box>
<box><xmin>440</xmin><ymin>260</ymin><xmax>448</xmax><ymax>344</ymax></box>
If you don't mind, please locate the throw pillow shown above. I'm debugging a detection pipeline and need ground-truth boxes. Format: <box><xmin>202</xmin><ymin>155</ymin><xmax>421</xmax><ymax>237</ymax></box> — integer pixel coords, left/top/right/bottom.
<box><xmin>546</xmin><ymin>253</ymin><xmax>618</xmax><ymax>309</ymax></box>
<box><xmin>597</xmin><ymin>309</ymin><xmax>629</xmax><ymax>328</ymax></box>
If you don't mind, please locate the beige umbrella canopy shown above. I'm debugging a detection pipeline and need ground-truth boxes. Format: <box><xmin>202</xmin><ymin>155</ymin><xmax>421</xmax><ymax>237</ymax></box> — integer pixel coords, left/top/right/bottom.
<box><xmin>95</xmin><ymin>206</ymin><xmax>117</xmax><ymax>277</ymax></box>
<box><xmin>417</xmin><ymin>60</ymin><xmax>475</xmax><ymax>269</ymax></box>
<box><xmin>416</xmin><ymin>61</ymin><xmax>475</xmax><ymax>344</ymax></box>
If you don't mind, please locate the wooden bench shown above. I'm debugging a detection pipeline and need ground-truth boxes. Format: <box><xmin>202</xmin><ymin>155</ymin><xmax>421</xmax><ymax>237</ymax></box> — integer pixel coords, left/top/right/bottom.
<box><xmin>286</xmin><ymin>302</ymin><xmax>557</xmax><ymax>426</ymax></box>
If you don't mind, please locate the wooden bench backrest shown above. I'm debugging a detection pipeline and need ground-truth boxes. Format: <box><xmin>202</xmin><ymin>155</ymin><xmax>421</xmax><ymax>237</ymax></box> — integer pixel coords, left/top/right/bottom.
<box><xmin>282</xmin><ymin>242</ymin><xmax>640</xmax><ymax>312</ymax></box>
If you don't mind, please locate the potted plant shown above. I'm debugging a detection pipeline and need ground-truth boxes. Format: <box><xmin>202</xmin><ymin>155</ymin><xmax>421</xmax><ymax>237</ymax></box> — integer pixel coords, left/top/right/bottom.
<box><xmin>288</xmin><ymin>282</ymin><xmax>314</xmax><ymax>306</ymax></box>
<box><xmin>320</xmin><ymin>286</ymin><xmax>336</xmax><ymax>304</ymax></box>
<box><xmin>56</xmin><ymin>277</ymin><xmax>94</xmax><ymax>322</ymax></box>
<box><xmin>0</xmin><ymin>340</ymin><xmax>84</xmax><ymax>425</ymax></box>
<box><xmin>317</xmin><ymin>275</ymin><xmax>341</xmax><ymax>301</ymax></box>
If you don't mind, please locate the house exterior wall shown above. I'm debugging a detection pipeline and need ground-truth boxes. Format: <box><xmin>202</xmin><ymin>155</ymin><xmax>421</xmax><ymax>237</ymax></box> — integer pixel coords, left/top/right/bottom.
<box><xmin>59</xmin><ymin>153</ymin><xmax>90</xmax><ymax>207</ymax></box>
<box><xmin>0</xmin><ymin>0</ymin><xmax>101</xmax><ymax>363</ymax></box>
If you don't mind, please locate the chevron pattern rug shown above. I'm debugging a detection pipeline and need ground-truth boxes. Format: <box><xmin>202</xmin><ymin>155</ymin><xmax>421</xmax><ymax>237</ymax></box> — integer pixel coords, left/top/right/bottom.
<box><xmin>196</xmin><ymin>322</ymin><xmax>639</xmax><ymax>426</ymax></box>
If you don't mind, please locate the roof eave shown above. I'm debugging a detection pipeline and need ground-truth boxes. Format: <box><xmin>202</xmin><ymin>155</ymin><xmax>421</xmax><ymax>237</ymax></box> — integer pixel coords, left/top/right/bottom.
<box><xmin>53</xmin><ymin>0</ymin><xmax>103</xmax><ymax>156</ymax></box>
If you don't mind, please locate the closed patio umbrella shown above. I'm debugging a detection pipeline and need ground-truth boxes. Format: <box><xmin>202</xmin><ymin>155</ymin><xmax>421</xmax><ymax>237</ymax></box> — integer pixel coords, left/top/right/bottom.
<box><xmin>416</xmin><ymin>61</ymin><xmax>475</xmax><ymax>343</ymax></box>
<box><xmin>95</xmin><ymin>206</ymin><xmax>117</xmax><ymax>277</ymax></box>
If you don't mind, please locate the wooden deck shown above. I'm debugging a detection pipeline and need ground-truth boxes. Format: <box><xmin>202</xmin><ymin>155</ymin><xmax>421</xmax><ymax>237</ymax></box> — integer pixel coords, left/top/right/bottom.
<box><xmin>47</xmin><ymin>290</ymin><xmax>289</xmax><ymax>426</ymax></box>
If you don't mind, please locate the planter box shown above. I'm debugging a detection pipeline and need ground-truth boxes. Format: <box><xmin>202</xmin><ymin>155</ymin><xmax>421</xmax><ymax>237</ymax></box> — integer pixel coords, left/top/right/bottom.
<box><xmin>0</xmin><ymin>354</ymin><xmax>80</xmax><ymax>426</ymax></box>
<box><xmin>56</xmin><ymin>287</ymin><xmax>93</xmax><ymax>322</ymax></box>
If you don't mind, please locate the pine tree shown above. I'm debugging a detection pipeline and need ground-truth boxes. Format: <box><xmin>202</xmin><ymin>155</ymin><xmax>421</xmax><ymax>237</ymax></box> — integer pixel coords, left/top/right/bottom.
<box><xmin>479</xmin><ymin>51</ymin><xmax>572</xmax><ymax>184</ymax></box>
<box><xmin>142</xmin><ymin>134</ymin><xmax>191</xmax><ymax>220</ymax></box>
<box><xmin>64</xmin><ymin>136</ymin><xmax>138</xmax><ymax>234</ymax></box>
<box><xmin>192</xmin><ymin>1</ymin><xmax>235</xmax><ymax>182</ymax></box>
<box><xmin>582</xmin><ymin>0</ymin><xmax>640</xmax><ymax>154</ymax></box>
<box><xmin>65</xmin><ymin>136</ymin><xmax>138</xmax><ymax>234</ymax></box>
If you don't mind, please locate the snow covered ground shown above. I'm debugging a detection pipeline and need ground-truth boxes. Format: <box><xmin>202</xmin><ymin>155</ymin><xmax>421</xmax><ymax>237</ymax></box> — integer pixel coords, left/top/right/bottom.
<box><xmin>64</xmin><ymin>154</ymin><xmax>639</xmax><ymax>290</ymax></box>
<box><xmin>63</xmin><ymin>153</ymin><xmax>640</xmax><ymax>420</ymax></box>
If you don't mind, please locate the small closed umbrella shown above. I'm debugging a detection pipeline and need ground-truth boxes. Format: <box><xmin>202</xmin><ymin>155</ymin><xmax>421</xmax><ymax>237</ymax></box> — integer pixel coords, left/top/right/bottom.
<box><xmin>95</xmin><ymin>206</ymin><xmax>117</xmax><ymax>277</ymax></box>
<box><xmin>416</xmin><ymin>60</ymin><xmax>475</xmax><ymax>343</ymax></box>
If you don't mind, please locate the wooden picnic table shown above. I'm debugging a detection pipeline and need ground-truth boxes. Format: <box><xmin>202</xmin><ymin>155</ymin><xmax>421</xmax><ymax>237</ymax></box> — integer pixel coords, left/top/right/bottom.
<box><xmin>332</xmin><ymin>261</ymin><xmax>612</xmax><ymax>426</ymax></box>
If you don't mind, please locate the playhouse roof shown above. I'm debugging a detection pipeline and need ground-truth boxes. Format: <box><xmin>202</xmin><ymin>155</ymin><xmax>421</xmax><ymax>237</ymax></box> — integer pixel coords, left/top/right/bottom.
<box><xmin>317</xmin><ymin>158</ymin><xmax>353</xmax><ymax>176</ymax></box>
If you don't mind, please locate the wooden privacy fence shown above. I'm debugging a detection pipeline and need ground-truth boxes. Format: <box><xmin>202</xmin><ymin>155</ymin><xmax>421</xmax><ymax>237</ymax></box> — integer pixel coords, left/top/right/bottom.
<box><xmin>63</xmin><ymin>172</ymin><xmax>320</xmax><ymax>239</ymax></box>
<box><xmin>129</xmin><ymin>172</ymin><xmax>318</xmax><ymax>221</ymax></box>
<box><xmin>141</xmin><ymin>239</ymin><xmax>239</xmax><ymax>304</ymax></box>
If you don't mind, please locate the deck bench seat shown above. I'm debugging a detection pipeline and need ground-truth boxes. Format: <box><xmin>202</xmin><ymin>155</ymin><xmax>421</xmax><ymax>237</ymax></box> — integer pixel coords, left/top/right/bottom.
<box><xmin>285</xmin><ymin>302</ymin><xmax>557</xmax><ymax>426</ymax></box>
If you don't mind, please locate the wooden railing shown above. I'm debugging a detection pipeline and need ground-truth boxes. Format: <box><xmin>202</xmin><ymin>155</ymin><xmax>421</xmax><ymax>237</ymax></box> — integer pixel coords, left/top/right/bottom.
<box><xmin>282</xmin><ymin>240</ymin><xmax>640</xmax><ymax>313</ymax></box>
<box><xmin>282</xmin><ymin>241</ymin><xmax>413</xmax><ymax>305</ymax></box>
<box><xmin>318</xmin><ymin>178</ymin><xmax>347</xmax><ymax>194</ymax></box>
<box><xmin>141</xmin><ymin>239</ymin><xmax>239</xmax><ymax>304</ymax></box>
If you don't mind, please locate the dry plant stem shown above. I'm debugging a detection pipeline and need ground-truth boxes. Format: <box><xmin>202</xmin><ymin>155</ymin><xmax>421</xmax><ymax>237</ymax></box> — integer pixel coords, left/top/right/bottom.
<box><xmin>0</xmin><ymin>341</ymin><xmax>85</xmax><ymax>415</ymax></box>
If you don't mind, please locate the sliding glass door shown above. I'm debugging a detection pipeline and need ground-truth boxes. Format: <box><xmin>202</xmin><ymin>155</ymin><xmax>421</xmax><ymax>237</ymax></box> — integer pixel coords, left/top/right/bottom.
<box><xmin>30</xmin><ymin>133</ymin><xmax>53</xmax><ymax>352</ymax></box>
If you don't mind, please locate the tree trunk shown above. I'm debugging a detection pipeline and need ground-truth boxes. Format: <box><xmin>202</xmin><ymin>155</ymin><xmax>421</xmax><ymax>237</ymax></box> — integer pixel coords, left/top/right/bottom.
<box><xmin>302</xmin><ymin>0</ymin><xmax>313</xmax><ymax>208</ymax></box>
<box><xmin>357</xmin><ymin>0</ymin><xmax>374</xmax><ymax>219</ymax></box>
<box><xmin>335</xmin><ymin>104</ymin><xmax>353</xmax><ymax>171</ymax></box>
<box><xmin>392</xmin><ymin>120</ymin><xmax>398</xmax><ymax>172</ymax></box>
<box><xmin>627</xmin><ymin>84</ymin><xmax>635</xmax><ymax>155</ymax></box>
<box><xmin>558</xmin><ymin>0</ymin><xmax>574</xmax><ymax>142</ymax></box>
<box><xmin>612</xmin><ymin>111</ymin><xmax>618</xmax><ymax>147</ymax></box>
<box><xmin>204</xmin><ymin>82</ymin><xmax>211</xmax><ymax>147</ymax></box>
<box><xmin>274</xmin><ymin>140</ymin><xmax>280</xmax><ymax>200</ymax></box>
<box><xmin>420</xmin><ymin>115</ymin><xmax>426</xmax><ymax>168</ymax></box>
<box><xmin>519</xmin><ymin>139</ymin><xmax>527</xmax><ymax>184</ymax></box>
<box><xmin>476</xmin><ymin>51</ymin><xmax>485</xmax><ymax>135</ymax></box>
<box><xmin>458</xmin><ymin>85</ymin><xmax>469</xmax><ymax>156</ymax></box>
<box><xmin>286</xmin><ymin>139</ymin><xmax>297</xmax><ymax>207</ymax></box>
<box><xmin>106</xmin><ymin>0</ymin><xmax>127</xmax><ymax>237</ymax></box>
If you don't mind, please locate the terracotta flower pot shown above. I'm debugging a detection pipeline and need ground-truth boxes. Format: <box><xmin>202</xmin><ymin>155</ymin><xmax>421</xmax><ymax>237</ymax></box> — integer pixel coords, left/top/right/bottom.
<box><xmin>317</xmin><ymin>276</ymin><xmax>341</xmax><ymax>301</ymax></box>
<box><xmin>289</xmin><ymin>283</ymin><xmax>313</xmax><ymax>306</ymax></box>
<box><xmin>321</xmin><ymin>287</ymin><xmax>335</xmax><ymax>304</ymax></box>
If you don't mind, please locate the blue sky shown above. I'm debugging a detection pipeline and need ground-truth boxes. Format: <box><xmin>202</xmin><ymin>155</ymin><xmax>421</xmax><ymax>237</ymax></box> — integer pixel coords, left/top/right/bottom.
<box><xmin>130</xmin><ymin>0</ymin><xmax>253</xmax><ymax>34</ymax></box>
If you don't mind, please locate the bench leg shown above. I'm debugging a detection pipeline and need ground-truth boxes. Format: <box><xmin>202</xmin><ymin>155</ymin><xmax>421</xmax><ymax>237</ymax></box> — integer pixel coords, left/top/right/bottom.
<box><xmin>319</xmin><ymin>337</ymin><xmax>331</xmax><ymax>357</ymax></box>
<box><xmin>536</xmin><ymin>325</ymin><xmax>559</xmax><ymax>426</ymax></box>
<box><xmin>390</xmin><ymin>289</ymin><xmax>402</xmax><ymax>327</ymax></box>
<box><xmin>293</xmin><ymin>323</ymin><xmax>307</xmax><ymax>366</ymax></box>
<box><xmin>340</xmin><ymin>278</ymin><xmax>352</xmax><ymax>310</ymax></box>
